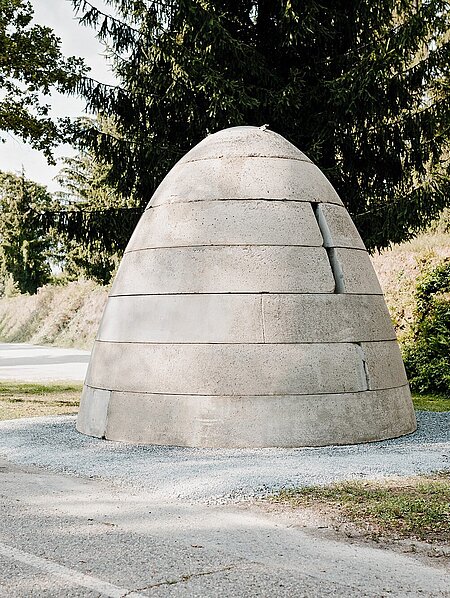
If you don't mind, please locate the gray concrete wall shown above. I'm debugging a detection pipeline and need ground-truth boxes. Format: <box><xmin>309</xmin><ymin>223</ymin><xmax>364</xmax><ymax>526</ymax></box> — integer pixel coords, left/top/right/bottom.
<box><xmin>127</xmin><ymin>201</ymin><xmax>323</xmax><ymax>250</ymax></box>
<box><xmin>86</xmin><ymin>341</ymin><xmax>369</xmax><ymax>396</ymax></box>
<box><xmin>150</xmin><ymin>158</ymin><xmax>343</xmax><ymax>206</ymax></box>
<box><xmin>111</xmin><ymin>246</ymin><xmax>336</xmax><ymax>295</ymax></box>
<box><xmin>97</xmin><ymin>294</ymin><xmax>396</xmax><ymax>344</ymax></box>
<box><xmin>80</xmin><ymin>384</ymin><xmax>416</xmax><ymax>448</ymax></box>
<box><xmin>178</xmin><ymin>126</ymin><xmax>311</xmax><ymax>162</ymax></box>
<box><xmin>77</xmin><ymin>126</ymin><xmax>416</xmax><ymax>447</ymax></box>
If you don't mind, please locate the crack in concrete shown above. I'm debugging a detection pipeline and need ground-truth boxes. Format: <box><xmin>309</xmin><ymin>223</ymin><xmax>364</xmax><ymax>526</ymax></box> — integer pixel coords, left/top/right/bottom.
<box><xmin>355</xmin><ymin>343</ymin><xmax>370</xmax><ymax>391</ymax></box>
<box><xmin>126</xmin><ymin>565</ymin><xmax>237</xmax><ymax>593</ymax></box>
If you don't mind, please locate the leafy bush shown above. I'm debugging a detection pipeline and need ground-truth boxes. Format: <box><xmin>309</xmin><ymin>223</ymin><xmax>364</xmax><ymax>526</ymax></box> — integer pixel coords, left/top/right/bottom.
<box><xmin>403</xmin><ymin>259</ymin><xmax>450</xmax><ymax>397</ymax></box>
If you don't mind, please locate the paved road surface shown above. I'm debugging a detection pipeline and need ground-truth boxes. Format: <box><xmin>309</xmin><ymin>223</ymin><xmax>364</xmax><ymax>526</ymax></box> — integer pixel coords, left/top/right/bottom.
<box><xmin>0</xmin><ymin>458</ymin><xmax>449</xmax><ymax>598</ymax></box>
<box><xmin>0</xmin><ymin>343</ymin><xmax>449</xmax><ymax>596</ymax></box>
<box><xmin>0</xmin><ymin>343</ymin><xmax>90</xmax><ymax>382</ymax></box>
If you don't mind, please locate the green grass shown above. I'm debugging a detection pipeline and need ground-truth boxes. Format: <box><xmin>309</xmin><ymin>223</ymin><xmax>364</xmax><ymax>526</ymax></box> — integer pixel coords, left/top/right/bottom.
<box><xmin>272</xmin><ymin>473</ymin><xmax>450</xmax><ymax>542</ymax></box>
<box><xmin>0</xmin><ymin>381</ymin><xmax>82</xmax><ymax>420</ymax></box>
<box><xmin>412</xmin><ymin>392</ymin><xmax>450</xmax><ymax>411</ymax></box>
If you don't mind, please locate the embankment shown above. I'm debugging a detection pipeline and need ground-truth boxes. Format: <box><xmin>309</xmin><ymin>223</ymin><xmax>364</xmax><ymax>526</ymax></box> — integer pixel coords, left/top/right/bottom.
<box><xmin>0</xmin><ymin>280</ymin><xmax>108</xmax><ymax>350</ymax></box>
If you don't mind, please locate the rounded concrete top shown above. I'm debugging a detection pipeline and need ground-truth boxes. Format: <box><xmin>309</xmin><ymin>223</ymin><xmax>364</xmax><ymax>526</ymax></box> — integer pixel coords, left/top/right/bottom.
<box><xmin>179</xmin><ymin>126</ymin><xmax>311</xmax><ymax>163</ymax></box>
<box><xmin>149</xmin><ymin>126</ymin><xmax>334</xmax><ymax>207</ymax></box>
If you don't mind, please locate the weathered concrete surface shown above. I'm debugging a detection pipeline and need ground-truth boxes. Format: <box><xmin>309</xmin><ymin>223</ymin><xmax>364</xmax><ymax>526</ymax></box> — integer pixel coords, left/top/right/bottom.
<box><xmin>362</xmin><ymin>340</ymin><xmax>409</xmax><ymax>390</ymax></box>
<box><xmin>98</xmin><ymin>294</ymin><xmax>264</xmax><ymax>343</ymax></box>
<box><xmin>76</xmin><ymin>387</ymin><xmax>109</xmax><ymax>438</ymax></box>
<box><xmin>150</xmin><ymin>158</ymin><xmax>343</xmax><ymax>206</ymax></box>
<box><xmin>127</xmin><ymin>201</ymin><xmax>322</xmax><ymax>250</ymax></box>
<box><xmin>98</xmin><ymin>293</ymin><xmax>396</xmax><ymax>344</ymax></box>
<box><xmin>0</xmin><ymin>343</ymin><xmax>89</xmax><ymax>382</ymax></box>
<box><xmin>317</xmin><ymin>203</ymin><xmax>366</xmax><ymax>249</ymax></box>
<box><xmin>78</xmin><ymin>125</ymin><xmax>416</xmax><ymax>447</ymax></box>
<box><xmin>1</xmin><ymin>457</ymin><xmax>448</xmax><ymax>597</ymax></box>
<box><xmin>85</xmin><ymin>342</ymin><xmax>368</xmax><ymax>396</ymax></box>
<box><xmin>111</xmin><ymin>246</ymin><xmax>336</xmax><ymax>295</ymax></box>
<box><xmin>179</xmin><ymin>125</ymin><xmax>312</xmax><ymax>162</ymax></box>
<box><xmin>262</xmin><ymin>294</ymin><xmax>396</xmax><ymax>343</ymax></box>
<box><xmin>82</xmin><ymin>384</ymin><xmax>416</xmax><ymax>447</ymax></box>
<box><xmin>334</xmin><ymin>248</ymin><xmax>383</xmax><ymax>294</ymax></box>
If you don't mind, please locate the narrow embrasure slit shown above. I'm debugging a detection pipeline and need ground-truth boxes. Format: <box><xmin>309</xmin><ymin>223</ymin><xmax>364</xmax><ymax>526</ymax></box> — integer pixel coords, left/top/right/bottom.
<box><xmin>311</xmin><ymin>202</ymin><xmax>345</xmax><ymax>293</ymax></box>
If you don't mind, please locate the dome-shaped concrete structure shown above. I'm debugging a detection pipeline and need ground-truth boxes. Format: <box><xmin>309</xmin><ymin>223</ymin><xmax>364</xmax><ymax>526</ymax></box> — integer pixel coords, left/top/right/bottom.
<box><xmin>77</xmin><ymin>126</ymin><xmax>417</xmax><ymax>447</ymax></box>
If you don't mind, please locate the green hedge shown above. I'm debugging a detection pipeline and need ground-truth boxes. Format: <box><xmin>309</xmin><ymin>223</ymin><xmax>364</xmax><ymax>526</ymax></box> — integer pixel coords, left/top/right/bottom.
<box><xmin>403</xmin><ymin>259</ymin><xmax>450</xmax><ymax>397</ymax></box>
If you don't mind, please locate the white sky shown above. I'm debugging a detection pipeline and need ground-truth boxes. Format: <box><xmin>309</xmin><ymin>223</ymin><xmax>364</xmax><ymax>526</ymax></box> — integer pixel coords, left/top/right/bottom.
<box><xmin>0</xmin><ymin>0</ymin><xmax>115</xmax><ymax>192</ymax></box>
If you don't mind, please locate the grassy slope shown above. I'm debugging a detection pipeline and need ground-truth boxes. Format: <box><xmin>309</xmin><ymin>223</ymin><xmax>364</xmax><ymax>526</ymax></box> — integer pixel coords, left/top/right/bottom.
<box><xmin>0</xmin><ymin>280</ymin><xmax>108</xmax><ymax>350</ymax></box>
<box><xmin>371</xmin><ymin>232</ymin><xmax>450</xmax><ymax>343</ymax></box>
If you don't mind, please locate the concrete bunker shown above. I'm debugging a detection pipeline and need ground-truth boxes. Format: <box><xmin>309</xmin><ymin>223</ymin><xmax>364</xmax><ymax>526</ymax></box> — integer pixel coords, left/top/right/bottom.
<box><xmin>77</xmin><ymin>126</ymin><xmax>417</xmax><ymax>447</ymax></box>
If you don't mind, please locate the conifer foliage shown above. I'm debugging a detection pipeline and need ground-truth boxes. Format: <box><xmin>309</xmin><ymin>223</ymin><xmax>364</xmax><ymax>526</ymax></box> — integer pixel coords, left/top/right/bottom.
<box><xmin>0</xmin><ymin>171</ymin><xmax>56</xmax><ymax>294</ymax></box>
<box><xmin>71</xmin><ymin>0</ymin><xmax>450</xmax><ymax>251</ymax></box>
<box><xmin>54</xmin><ymin>140</ymin><xmax>140</xmax><ymax>284</ymax></box>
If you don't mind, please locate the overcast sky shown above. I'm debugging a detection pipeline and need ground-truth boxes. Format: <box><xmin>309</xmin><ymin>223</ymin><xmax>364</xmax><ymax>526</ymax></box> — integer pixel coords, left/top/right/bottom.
<box><xmin>0</xmin><ymin>0</ymin><xmax>114</xmax><ymax>192</ymax></box>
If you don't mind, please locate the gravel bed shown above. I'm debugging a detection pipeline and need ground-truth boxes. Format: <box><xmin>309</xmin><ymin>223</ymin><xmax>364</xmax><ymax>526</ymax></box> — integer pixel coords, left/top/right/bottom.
<box><xmin>0</xmin><ymin>412</ymin><xmax>449</xmax><ymax>503</ymax></box>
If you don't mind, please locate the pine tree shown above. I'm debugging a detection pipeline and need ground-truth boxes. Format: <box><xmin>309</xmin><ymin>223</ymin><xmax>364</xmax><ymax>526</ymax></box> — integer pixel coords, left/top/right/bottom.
<box><xmin>55</xmin><ymin>126</ymin><xmax>139</xmax><ymax>284</ymax></box>
<box><xmin>0</xmin><ymin>171</ymin><xmax>56</xmax><ymax>294</ymax></box>
<box><xmin>70</xmin><ymin>0</ymin><xmax>450</xmax><ymax>251</ymax></box>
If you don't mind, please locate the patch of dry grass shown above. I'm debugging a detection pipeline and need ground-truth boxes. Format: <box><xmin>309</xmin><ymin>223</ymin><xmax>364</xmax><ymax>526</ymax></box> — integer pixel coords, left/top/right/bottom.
<box><xmin>0</xmin><ymin>280</ymin><xmax>108</xmax><ymax>349</ymax></box>
<box><xmin>272</xmin><ymin>473</ymin><xmax>450</xmax><ymax>544</ymax></box>
<box><xmin>0</xmin><ymin>381</ymin><xmax>82</xmax><ymax>420</ymax></box>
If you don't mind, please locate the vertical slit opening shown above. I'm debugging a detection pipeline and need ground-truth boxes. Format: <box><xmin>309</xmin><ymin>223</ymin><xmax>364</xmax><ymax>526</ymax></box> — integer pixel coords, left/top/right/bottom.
<box><xmin>311</xmin><ymin>202</ymin><xmax>345</xmax><ymax>294</ymax></box>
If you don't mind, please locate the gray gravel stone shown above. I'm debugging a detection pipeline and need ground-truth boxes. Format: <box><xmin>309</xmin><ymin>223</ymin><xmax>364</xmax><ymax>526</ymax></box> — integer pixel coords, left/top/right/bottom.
<box><xmin>0</xmin><ymin>411</ymin><xmax>448</xmax><ymax>504</ymax></box>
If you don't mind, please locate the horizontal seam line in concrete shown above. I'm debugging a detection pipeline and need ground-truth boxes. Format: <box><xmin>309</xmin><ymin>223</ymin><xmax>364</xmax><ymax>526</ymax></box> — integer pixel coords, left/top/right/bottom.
<box><xmin>123</xmin><ymin>245</ymin><xmax>368</xmax><ymax>252</ymax></box>
<box><xmin>146</xmin><ymin>197</ymin><xmax>343</xmax><ymax>209</ymax></box>
<box><xmin>84</xmin><ymin>383</ymin><xmax>410</xmax><ymax>397</ymax></box>
<box><xmin>105</xmin><ymin>291</ymin><xmax>383</xmax><ymax>298</ymax></box>
<box><xmin>106</xmin><ymin>292</ymin><xmax>384</xmax><ymax>297</ymax></box>
<box><xmin>95</xmin><ymin>339</ymin><xmax>397</xmax><ymax>345</ymax></box>
<box><xmin>146</xmin><ymin>198</ymin><xmax>337</xmax><ymax>210</ymax></box>
<box><xmin>124</xmin><ymin>243</ymin><xmax>332</xmax><ymax>253</ymax></box>
<box><xmin>178</xmin><ymin>155</ymin><xmax>313</xmax><ymax>165</ymax></box>
<box><xmin>121</xmin><ymin>246</ymin><xmax>369</xmax><ymax>257</ymax></box>
<box><xmin>108</xmin><ymin>292</ymin><xmax>385</xmax><ymax>297</ymax></box>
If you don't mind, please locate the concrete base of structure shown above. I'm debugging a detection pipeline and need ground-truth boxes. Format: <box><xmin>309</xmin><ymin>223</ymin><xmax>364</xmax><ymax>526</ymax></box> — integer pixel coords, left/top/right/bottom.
<box><xmin>77</xmin><ymin>384</ymin><xmax>417</xmax><ymax>448</ymax></box>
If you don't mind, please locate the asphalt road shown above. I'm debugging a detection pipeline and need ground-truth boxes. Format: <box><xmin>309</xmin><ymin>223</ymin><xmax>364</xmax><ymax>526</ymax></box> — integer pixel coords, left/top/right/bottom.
<box><xmin>0</xmin><ymin>343</ymin><xmax>449</xmax><ymax>596</ymax></box>
<box><xmin>0</xmin><ymin>343</ymin><xmax>90</xmax><ymax>382</ymax></box>
<box><xmin>0</xmin><ymin>458</ymin><xmax>449</xmax><ymax>598</ymax></box>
